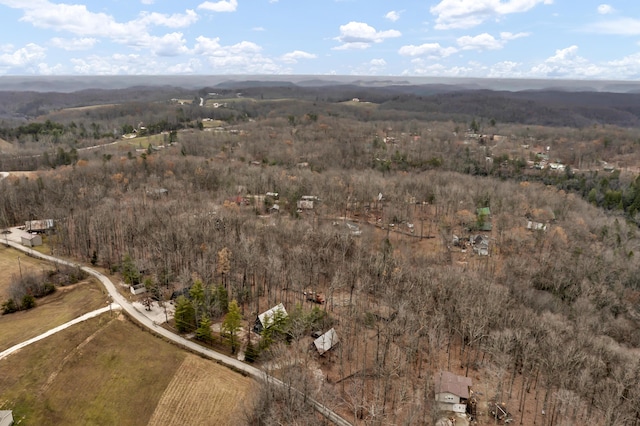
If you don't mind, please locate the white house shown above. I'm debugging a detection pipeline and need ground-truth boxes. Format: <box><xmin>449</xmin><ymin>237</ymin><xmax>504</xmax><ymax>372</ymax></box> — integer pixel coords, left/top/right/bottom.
<box><xmin>434</xmin><ymin>371</ymin><xmax>472</xmax><ymax>414</ymax></box>
<box><xmin>254</xmin><ymin>303</ymin><xmax>288</xmax><ymax>334</ymax></box>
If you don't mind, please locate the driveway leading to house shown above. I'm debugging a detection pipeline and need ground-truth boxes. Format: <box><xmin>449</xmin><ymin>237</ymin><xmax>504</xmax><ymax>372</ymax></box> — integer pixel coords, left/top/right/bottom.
<box><xmin>3</xmin><ymin>237</ymin><xmax>353</xmax><ymax>426</ymax></box>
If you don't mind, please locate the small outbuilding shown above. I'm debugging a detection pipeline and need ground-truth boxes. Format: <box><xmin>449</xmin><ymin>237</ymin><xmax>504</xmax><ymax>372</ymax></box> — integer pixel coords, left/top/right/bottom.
<box><xmin>254</xmin><ymin>303</ymin><xmax>288</xmax><ymax>334</ymax></box>
<box><xmin>313</xmin><ymin>328</ymin><xmax>339</xmax><ymax>355</ymax></box>
<box><xmin>21</xmin><ymin>232</ymin><xmax>42</xmax><ymax>247</ymax></box>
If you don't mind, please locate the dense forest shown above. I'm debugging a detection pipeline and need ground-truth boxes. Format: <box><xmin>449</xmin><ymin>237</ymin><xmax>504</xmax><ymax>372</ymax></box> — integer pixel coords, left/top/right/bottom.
<box><xmin>1</xmin><ymin>83</ymin><xmax>640</xmax><ymax>425</ymax></box>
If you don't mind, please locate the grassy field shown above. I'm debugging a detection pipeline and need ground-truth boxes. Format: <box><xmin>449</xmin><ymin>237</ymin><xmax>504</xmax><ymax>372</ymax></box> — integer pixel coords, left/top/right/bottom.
<box><xmin>118</xmin><ymin>133</ymin><xmax>169</xmax><ymax>149</ymax></box>
<box><xmin>0</xmin><ymin>245</ymin><xmax>55</xmax><ymax>299</ymax></box>
<box><xmin>147</xmin><ymin>354</ymin><xmax>254</xmax><ymax>426</ymax></box>
<box><xmin>0</xmin><ymin>316</ymin><xmax>255</xmax><ymax>425</ymax></box>
<box><xmin>0</xmin><ymin>279</ymin><xmax>107</xmax><ymax>352</ymax></box>
<box><xmin>202</xmin><ymin>119</ymin><xmax>227</xmax><ymax>128</ymax></box>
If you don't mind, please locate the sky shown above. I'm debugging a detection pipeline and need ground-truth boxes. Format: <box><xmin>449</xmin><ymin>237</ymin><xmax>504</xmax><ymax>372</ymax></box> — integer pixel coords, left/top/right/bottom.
<box><xmin>1</xmin><ymin>0</ymin><xmax>640</xmax><ymax>80</ymax></box>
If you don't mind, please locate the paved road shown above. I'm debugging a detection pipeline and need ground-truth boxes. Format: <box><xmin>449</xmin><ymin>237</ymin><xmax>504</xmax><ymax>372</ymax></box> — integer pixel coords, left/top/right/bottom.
<box><xmin>0</xmin><ymin>304</ymin><xmax>121</xmax><ymax>361</ymax></box>
<box><xmin>3</xmin><ymin>237</ymin><xmax>352</xmax><ymax>426</ymax></box>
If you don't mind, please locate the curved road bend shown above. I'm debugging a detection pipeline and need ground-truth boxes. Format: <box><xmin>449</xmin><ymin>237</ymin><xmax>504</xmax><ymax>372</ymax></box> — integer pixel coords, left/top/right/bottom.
<box><xmin>4</xmin><ymin>239</ymin><xmax>352</xmax><ymax>426</ymax></box>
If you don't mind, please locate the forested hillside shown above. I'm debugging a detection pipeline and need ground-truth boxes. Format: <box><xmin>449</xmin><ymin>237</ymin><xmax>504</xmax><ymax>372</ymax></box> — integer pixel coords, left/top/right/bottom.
<box><xmin>1</xmin><ymin>83</ymin><xmax>640</xmax><ymax>425</ymax></box>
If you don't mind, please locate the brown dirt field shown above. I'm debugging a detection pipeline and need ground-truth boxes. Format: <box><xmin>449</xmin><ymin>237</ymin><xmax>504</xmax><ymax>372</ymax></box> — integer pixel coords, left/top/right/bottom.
<box><xmin>147</xmin><ymin>354</ymin><xmax>255</xmax><ymax>426</ymax></box>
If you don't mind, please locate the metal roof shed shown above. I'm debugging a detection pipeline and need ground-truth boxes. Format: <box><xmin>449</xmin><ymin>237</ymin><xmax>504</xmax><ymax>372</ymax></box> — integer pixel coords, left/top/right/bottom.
<box><xmin>314</xmin><ymin>328</ymin><xmax>339</xmax><ymax>355</ymax></box>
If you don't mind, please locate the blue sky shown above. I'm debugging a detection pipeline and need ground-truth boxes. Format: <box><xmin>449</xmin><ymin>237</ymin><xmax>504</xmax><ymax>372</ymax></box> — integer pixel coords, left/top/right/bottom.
<box><xmin>1</xmin><ymin>0</ymin><xmax>640</xmax><ymax>79</ymax></box>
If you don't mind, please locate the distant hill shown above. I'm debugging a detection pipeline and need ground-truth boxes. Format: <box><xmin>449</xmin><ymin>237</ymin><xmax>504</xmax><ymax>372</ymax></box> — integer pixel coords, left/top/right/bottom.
<box><xmin>2</xmin><ymin>76</ymin><xmax>640</xmax><ymax>127</ymax></box>
<box><xmin>1</xmin><ymin>75</ymin><xmax>640</xmax><ymax>93</ymax></box>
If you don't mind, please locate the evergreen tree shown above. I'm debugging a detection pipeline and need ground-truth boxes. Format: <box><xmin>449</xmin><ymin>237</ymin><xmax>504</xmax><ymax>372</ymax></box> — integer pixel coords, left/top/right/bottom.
<box><xmin>174</xmin><ymin>296</ymin><xmax>196</xmax><ymax>333</ymax></box>
<box><xmin>222</xmin><ymin>300</ymin><xmax>242</xmax><ymax>353</ymax></box>
<box><xmin>121</xmin><ymin>253</ymin><xmax>140</xmax><ymax>285</ymax></box>
<box><xmin>196</xmin><ymin>316</ymin><xmax>213</xmax><ymax>343</ymax></box>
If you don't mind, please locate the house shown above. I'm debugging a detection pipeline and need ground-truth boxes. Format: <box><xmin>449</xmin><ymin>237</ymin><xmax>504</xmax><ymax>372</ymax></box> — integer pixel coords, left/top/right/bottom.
<box><xmin>0</xmin><ymin>410</ymin><xmax>13</xmax><ymax>426</ymax></box>
<box><xmin>314</xmin><ymin>328</ymin><xmax>339</xmax><ymax>355</ymax></box>
<box><xmin>297</xmin><ymin>196</ymin><xmax>319</xmax><ymax>211</ymax></box>
<box><xmin>254</xmin><ymin>303</ymin><xmax>288</xmax><ymax>334</ymax></box>
<box><xmin>346</xmin><ymin>222</ymin><xmax>362</xmax><ymax>236</ymax></box>
<box><xmin>434</xmin><ymin>371</ymin><xmax>473</xmax><ymax>414</ymax></box>
<box><xmin>21</xmin><ymin>232</ymin><xmax>42</xmax><ymax>247</ymax></box>
<box><xmin>470</xmin><ymin>234</ymin><xmax>490</xmax><ymax>256</ymax></box>
<box><xmin>24</xmin><ymin>219</ymin><xmax>54</xmax><ymax>233</ymax></box>
<box><xmin>526</xmin><ymin>220</ymin><xmax>547</xmax><ymax>231</ymax></box>
<box><xmin>297</xmin><ymin>200</ymin><xmax>314</xmax><ymax>210</ymax></box>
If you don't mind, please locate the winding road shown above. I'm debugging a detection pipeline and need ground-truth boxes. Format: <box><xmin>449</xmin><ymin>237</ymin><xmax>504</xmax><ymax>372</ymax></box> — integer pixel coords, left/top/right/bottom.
<box><xmin>2</xmin><ymin>234</ymin><xmax>352</xmax><ymax>426</ymax></box>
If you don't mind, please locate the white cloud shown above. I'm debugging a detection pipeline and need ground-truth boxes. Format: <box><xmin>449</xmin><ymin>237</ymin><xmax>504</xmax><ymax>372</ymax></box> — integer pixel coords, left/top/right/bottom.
<box><xmin>587</xmin><ymin>18</ymin><xmax>640</xmax><ymax>35</ymax></box>
<box><xmin>333</xmin><ymin>21</ymin><xmax>401</xmax><ymax>50</ymax></box>
<box><xmin>167</xmin><ymin>59</ymin><xmax>202</xmax><ymax>74</ymax></box>
<box><xmin>151</xmin><ymin>33</ymin><xmax>190</xmax><ymax>57</ymax></box>
<box><xmin>37</xmin><ymin>62</ymin><xmax>63</xmax><ymax>75</ymax></box>
<box><xmin>457</xmin><ymin>33</ymin><xmax>503</xmax><ymax>50</ymax></box>
<box><xmin>71</xmin><ymin>53</ymin><xmax>148</xmax><ymax>75</ymax></box>
<box><xmin>0</xmin><ymin>1</ymin><xmax>200</xmax><ymax>58</ymax></box>
<box><xmin>368</xmin><ymin>58</ymin><xmax>387</xmax><ymax>73</ymax></box>
<box><xmin>604</xmin><ymin>54</ymin><xmax>640</xmax><ymax>78</ymax></box>
<box><xmin>281</xmin><ymin>50</ymin><xmax>317</xmax><ymax>63</ymax></box>
<box><xmin>530</xmin><ymin>45</ymin><xmax>605</xmax><ymax>78</ymax></box>
<box><xmin>0</xmin><ymin>43</ymin><xmax>46</xmax><ymax>73</ymax></box>
<box><xmin>197</xmin><ymin>0</ymin><xmax>238</xmax><ymax>13</ymax></box>
<box><xmin>457</xmin><ymin>31</ymin><xmax>529</xmax><ymax>50</ymax></box>
<box><xmin>430</xmin><ymin>0</ymin><xmax>553</xmax><ymax>29</ymax></box>
<box><xmin>487</xmin><ymin>60</ymin><xmax>523</xmax><ymax>77</ymax></box>
<box><xmin>193</xmin><ymin>36</ymin><xmax>285</xmax><ymax>73</ymax></box>
<box><xmin>398</xmin><ymin>43</ymin><xmax>457</xmax><ymax>58</ymax></box>
<box><xmin>136</xmin><ymin>10</ymin><xmax>198</xmax><ymax>28</ymax></box>
<box><xmin>50</xmin><ymin>37</ymin><xmax>97</xmax><ymax>51</ymax></box>
<box><xmin>500</xmin><ymin>31</ymin><xmax>529</xmax><ymax>40</ymax></box>
<box><xmin>403</xmin><ymin>60</ymin><xmax>476</xmax><ymax>77</ymax></box>
<box><xmin>385</xmin><ymin>10</ymin><xmax>401</xmax><ymax>22</ymax></box>
<box><xmin>597</xmin><ymin>4</ymin><xmax>614</xmax><ymax>15</ymax></box>
<box><xmin>12</xmin><ymin>2</ymin><xmax>198</xmax><ymax>43</ymax></box>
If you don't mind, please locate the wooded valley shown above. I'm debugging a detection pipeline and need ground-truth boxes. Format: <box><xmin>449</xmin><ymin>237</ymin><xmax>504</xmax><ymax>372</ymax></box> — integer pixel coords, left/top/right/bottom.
<box><xmin>1</xmin><ymin>81</ymin><xmax>640</xmax><ymax>425</ymax></box>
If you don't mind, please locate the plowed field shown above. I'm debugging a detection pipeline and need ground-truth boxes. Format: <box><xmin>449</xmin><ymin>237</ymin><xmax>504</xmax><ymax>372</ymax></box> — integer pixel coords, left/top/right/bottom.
<box><xmin>147</xmin><ymin>354</ymin><xmax>254</xmax><ymax>426</ymax></box>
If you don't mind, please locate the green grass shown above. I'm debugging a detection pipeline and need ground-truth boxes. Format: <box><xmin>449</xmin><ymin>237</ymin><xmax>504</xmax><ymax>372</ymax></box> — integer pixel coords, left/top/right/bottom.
<box><xmin>0</xmin><ymin>316</ymin><xmax>186</xmax><ymax>425</ymax></box>
<box><xmin>0</xmin><ymin>280</ymin><xmax>107</xmax><ymax>352</ymax></box>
